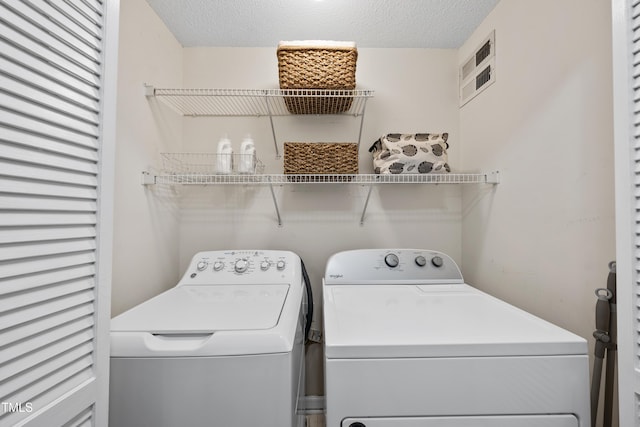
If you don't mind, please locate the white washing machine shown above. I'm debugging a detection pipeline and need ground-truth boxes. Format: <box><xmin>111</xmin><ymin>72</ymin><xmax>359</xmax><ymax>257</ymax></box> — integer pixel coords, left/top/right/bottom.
<box><xmin>109</xmin><ymin>250</ymin><xmax>309</xmax><ymax>427</ymax></box>
<box><xmin>323</xmin><ymin>249</ymin><xmax>590</xmax><ymax>427</ymax></box>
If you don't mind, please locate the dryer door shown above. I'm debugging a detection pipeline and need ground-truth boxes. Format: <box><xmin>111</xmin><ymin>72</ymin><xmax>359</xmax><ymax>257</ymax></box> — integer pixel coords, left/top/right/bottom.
<box><xmin>341</xmin><ymin>415</ymin><xmax>579</xmax><ymax>427</ymax></box>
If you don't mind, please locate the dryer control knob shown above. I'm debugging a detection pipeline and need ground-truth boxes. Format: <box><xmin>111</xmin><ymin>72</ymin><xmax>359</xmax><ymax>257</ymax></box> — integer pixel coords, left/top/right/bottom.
<box><xmin>213</xmin><ymin>261</ymin><xmax>224</xmax><ymax>271</ymax></box>
<box><xmin>196</xmin><ymin>261</ymin><xmax>208</xmax><ymax>271</ymax></box>
<box><xmin>384</xmin><ymin>253</ymin><xmax>399</xmax><ymax>268</ymax></box>
<box><xmin>415</xmin><ymin>256</ymin><xmax>427</xmax><ymax>267</ymax></box>
<box><xmin>260</xmin><ymin>261</ymin><xmax>270</xmax><ymax>271</ymax></box>
<box><xmin>276</xmin><ymin>260</ymin><xmax>286</xmax><ymax>271</ymax></box>
<box><xmin>234</xmin><ymin>259</ymin><xmax>249</xmax><ymax>273</ymax></box>
<box><xmin>431</xmin><ymin>256</ymin><xmax>444</xmax><ymax>268</ymax></box>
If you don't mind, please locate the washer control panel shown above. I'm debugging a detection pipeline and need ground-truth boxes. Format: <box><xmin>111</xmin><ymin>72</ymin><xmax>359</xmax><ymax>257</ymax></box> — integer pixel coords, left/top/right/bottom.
<box><xmin>324</xmin><ymin>249</ymin><xmax>463</xmax><ymax>285</ymax></box>
<box><xmin>178</xmin><ymin>250</ymin><xmax>299</xmax><ymax>286</ymax></box>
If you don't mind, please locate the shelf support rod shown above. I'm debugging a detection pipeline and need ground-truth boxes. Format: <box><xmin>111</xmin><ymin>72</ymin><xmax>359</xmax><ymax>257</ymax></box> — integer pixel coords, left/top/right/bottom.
<box><xmin>356</xmin><ymin>97</ymin><xmax>369</xmax><ymax>150</ymax></box>
<box><xmin>360</xmin><ymin>184</ymin><xmax>374</xmax><ymax>225</ymax></box>
<box><xmin>268</xmin><ymin>179</ymin><xmax>283</xmax><ymax>227</ymax></box>
<box><xmin>264</xmin><ymin>92</ymin><xmax>280</xmax><ymax>158</ymax></box>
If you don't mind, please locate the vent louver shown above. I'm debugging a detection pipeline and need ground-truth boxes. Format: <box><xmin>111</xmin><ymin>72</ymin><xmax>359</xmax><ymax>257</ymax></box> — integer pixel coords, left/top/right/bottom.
<box><xmin>476</xmin><ymin>40</ymin><xmax>492</xmax><ymax>65</ymax></box>
<box><xmin>476</xmin><ymin>65</ymin><xmax>492</xmax><ymax>89</ymax></box>
<box><xmin>460</xmin><ymin>31</ymin><xmax>496</xmax><ymax>106</ymax></box>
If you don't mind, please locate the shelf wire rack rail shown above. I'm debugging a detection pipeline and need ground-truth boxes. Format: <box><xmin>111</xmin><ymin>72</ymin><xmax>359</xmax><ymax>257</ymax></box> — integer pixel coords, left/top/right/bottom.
<box><xmin>144</xmin><ymin>172</ymin><xmax>498</xmax><ymax>185</ymax></box>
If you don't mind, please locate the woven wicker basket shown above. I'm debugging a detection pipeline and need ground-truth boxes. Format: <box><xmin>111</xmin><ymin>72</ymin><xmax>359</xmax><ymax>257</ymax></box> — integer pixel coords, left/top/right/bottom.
<box><xmin>277</xmin><ymin>44</ymin><xmax>357</xmax><ymax>114</ymax></box>
<box><xmin>284</xmin><ymin>142</ymin><xmax>358</xmax><ymax>178</ymax></box>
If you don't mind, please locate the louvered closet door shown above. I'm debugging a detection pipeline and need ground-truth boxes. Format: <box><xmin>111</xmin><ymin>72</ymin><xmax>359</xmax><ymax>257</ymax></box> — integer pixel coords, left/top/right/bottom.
<box><xmin>0</xmin><ymin>0</ymin><xmax>118</xmax><ymax>426</ymax></box>
<box><xmin>613</xmin><ymin>0</ymin><xmax>640</xmax><ymax>425</ymax></box>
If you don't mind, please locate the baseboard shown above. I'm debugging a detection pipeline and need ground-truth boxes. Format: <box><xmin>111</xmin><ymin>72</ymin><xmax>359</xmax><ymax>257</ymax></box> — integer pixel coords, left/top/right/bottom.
<box><xmin>299</xmin><ymin>395</ymin><xmax>325</xmax><ymax>414</ymax></box>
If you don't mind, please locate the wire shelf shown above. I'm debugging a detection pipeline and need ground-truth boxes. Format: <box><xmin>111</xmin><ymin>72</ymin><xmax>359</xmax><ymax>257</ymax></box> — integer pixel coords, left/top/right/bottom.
<box><xmin>141</xmin><ymin>167</ymin><xmax>499</xmax><ymax>226</ymax></box>
<box><xmin>147</xmin><ymin>87</ymin><xmax>374</xmax><ymax>117</ymax></box>
<box><xmin>146</xmin><ymin>172</ymin><xmax>499</xmax><ymax>185</ymax></box>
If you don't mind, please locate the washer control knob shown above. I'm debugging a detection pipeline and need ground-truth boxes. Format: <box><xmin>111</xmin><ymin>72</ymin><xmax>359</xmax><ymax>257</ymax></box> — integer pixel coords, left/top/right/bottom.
<box><xmin>196</xmin><ymin>261</ymin><xmax>208</xmax><ymax>271</ymax></box>
<box><xmin>213</xmin><ymin>261</ymin><xmax>224</xmax><ymax>271</ymax></box>
<box><xmin>260</xmin><ymin>261</ymin><xmax>270</xmax><ymax>271</ymax></box>
<box><xmin>384</xmin><ymin>253</ymin><xmax>399</xmax><ymax>268</ymax></box>
<box><xmin>415</xmin><ymin>256</ymin><xmax>427</xmax><ymax>267</ymax></box>
<box><xmin>234</xmin><ymin>259</ymin><xmax>249</xmax><ymax>273</ymax></box>
<box><xmin>431</xmin><ymin>256</ymin><xmax>444</xmax><ymax>268</ymax></box>
<box><xmin>276</xmin><ymin>260</ymin><xmax>286</xmax><ymax>271</ymax></box>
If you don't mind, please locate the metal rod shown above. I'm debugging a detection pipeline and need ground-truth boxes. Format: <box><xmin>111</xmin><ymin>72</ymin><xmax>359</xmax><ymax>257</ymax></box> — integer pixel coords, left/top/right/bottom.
<box><xmin>356</xmin><ymin>97</ymin><xmax>368</xmax><ymax>150</ymax></box>
<box><xmin>264</xmin><ymin>92</ymin><xmax>280</xmax><ymax>158</ymax></box>
<box><xmin>360</xmin><ymin>185</ymin><xmax>374</xmax><ymax>225</ymax></box>
<box><xmin>268</xmin><ymin>180</ymin><xmax>283</xmax><ymax>227</ymax></box>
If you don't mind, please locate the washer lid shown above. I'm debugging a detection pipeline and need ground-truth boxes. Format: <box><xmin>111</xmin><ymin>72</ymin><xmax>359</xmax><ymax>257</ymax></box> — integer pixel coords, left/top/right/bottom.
<box><xmin>111</xmin><ymin>284</ymin><xmax>290</xmax><ymax>333</ymax></box>
<box><xmin>323</xmin><ymin>284</ymin><xmax>587</xmax><ymax>359</ymax></box>
<box><xmin>110</xmin><ymin>284</ymin><xmax>300</xmax><ymax>357</ymax></box>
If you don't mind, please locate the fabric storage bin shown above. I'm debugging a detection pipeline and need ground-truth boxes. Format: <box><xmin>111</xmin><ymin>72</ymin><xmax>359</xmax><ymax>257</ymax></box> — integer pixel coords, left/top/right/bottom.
<box><xmin>284</xmin><ymin>142</ymin><xmax>358</xmax><ymax>180</ymax></box>
<box><xmin>369</xmin><ymin>133</ymin><xmax>451</xmax><ymax>174</ymax></box>
<box><xmin>277</xmin><ymin>41</ymin><xmax>357</xmax><ymax>114</ymax></box>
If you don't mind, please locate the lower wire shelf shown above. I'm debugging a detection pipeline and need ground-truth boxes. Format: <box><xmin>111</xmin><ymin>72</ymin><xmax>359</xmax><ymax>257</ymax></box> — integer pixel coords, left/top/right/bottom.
<box><xmin>141</xmin><ymin>171</ymin><xmax>500</xmax><ymax>226</ymax></box>
<box><xmin>142</xmin><ymin>171</ymin><xmax>500</xmax><ymax>185</ymax></box>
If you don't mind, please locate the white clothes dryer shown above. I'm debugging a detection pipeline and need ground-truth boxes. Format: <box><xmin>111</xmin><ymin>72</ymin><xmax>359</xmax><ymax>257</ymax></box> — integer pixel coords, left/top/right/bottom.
<box><xmin>323</xmin><ymin>249</ymin><xmax>590</xmax><ymax>427</ymax></box>
<box><xmin>109</xmin><ymin>250</ymin><xmax>309</xmax><ymax>427</ymax></box>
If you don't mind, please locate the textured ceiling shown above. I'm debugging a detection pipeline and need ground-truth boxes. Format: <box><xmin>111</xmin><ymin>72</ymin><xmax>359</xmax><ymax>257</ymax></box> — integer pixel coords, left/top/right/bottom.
<box><xmin>145</xmin><ymin>0</ymin><xmax>500</xmax><ymax>49</ymax></box>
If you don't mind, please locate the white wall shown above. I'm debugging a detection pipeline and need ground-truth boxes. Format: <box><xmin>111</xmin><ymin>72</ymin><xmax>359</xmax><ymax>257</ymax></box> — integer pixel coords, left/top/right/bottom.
<box><xmin>179</xmin><ymin>47</ymin><xmax>461</xmax><ymax>274</ymax></box>
<box><xmin>178</xmin><ymin>47</ymin><xmax>461</xmax><ymax>393</ymax></box>
<box><xmin>114</xmin><ymin>0</ymin><xmax>615</xmax><ymax>405</ymax></box>
<box><xmin>112</xmin><ymin>0</ymin><xmax>184</xmax><ymax>316</ymax></box>
<box><xmin>459</xmin><ymin>0</ymin><xmax>614</xmax><ymax>421</ymax></box>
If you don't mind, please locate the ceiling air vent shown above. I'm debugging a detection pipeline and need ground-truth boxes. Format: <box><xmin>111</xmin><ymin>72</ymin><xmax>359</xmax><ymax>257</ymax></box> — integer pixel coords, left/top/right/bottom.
<box><xmin>460</xmin><ymin>30</ymin><xmax>495</xmax><ymax>106</ymax></box>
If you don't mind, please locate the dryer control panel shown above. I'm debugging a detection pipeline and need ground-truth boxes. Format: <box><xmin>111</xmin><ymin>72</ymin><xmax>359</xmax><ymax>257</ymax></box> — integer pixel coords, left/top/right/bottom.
<box><xmin>324</xmin><ymin>249</ymin><xmax>463</xmax><ymax>285</ymax></box>
<box><xmin>178</xmin><ymin>250</ymin><xmax>301</xmax><ymax>286</ymax></box>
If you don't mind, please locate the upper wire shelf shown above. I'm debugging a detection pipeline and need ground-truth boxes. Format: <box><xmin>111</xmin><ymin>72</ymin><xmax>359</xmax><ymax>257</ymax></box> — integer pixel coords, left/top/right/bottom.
<box><xmin>145</xmin><ymin>86</ymin><xmax>374</xmax><ymax>117</ymax></box>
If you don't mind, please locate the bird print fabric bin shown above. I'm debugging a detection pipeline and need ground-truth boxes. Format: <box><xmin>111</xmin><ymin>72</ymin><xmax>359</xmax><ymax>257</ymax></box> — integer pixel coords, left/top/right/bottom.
<box><xmin>369</xmin><ymin>133</ymin><xmax>451</xmax><ymax>174</ymax></box>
